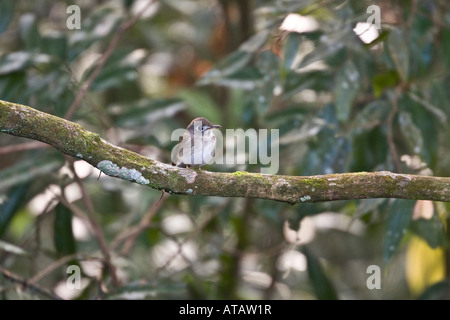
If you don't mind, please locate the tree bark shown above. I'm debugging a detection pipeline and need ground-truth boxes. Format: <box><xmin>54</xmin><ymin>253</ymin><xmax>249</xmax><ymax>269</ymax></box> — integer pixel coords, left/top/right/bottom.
<box><xmin>1</xmin><ymin>99</ymin><xmax>449</xmax><ymax>204</ymax></box>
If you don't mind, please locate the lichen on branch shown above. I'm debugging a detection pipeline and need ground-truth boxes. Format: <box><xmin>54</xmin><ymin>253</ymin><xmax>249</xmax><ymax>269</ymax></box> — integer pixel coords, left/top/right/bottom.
<box><xmin>1</xmin><ymin>99</ymin><xmax>449</xmax><ymax>204</ymax></box>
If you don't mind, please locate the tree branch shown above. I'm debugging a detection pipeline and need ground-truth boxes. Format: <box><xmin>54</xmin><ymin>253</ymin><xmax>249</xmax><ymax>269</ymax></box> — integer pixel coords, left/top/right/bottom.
<box><xmin>1</xmin><ymin>100</ymin><xmax>449</xmax><ymax>204</ymax></box>
<box><xmin>0</xmin><ymin>265</ymin><xmax>63</xmax><ymax>300</ymax></box>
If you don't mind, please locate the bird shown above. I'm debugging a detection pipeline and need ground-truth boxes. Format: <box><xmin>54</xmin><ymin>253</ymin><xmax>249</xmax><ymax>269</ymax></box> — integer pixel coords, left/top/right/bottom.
<box><xmin>172</xmin><ymin>117</ymin><xmax>221</xmax><ymax>168</ymax></box>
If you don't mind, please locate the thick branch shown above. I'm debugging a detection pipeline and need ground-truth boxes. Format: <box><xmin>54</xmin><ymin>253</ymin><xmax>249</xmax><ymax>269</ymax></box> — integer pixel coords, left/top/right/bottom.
<box><xmin>1</xmin><ymin>100</ymin><xmax>449</xmax><ymax>204</ymax></box>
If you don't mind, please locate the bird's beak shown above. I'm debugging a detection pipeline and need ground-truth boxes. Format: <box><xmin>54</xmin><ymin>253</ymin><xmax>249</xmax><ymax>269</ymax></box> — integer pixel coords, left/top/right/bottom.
<box><xmin>204</xmin><ymin>124</ymin><xmax>221</xmax><ymax>131</ymax></box>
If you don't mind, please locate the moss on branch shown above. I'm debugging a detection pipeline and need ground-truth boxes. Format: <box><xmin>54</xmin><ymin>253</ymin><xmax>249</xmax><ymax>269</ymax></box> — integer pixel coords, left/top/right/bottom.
<box><xmin>1</xmin><ymin>99</ymin><xmax>450</xmax><ymax>204</ymax></box>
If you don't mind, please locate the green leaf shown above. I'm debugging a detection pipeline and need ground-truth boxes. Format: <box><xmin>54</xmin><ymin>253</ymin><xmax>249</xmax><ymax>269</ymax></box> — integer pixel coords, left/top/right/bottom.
<box><xmin>42</xmin><ymin>35</ymin><xmax>68</xmax><ymax>61</ymax></box>
<box><xmin>351</xmin><ymin>100</ymin><xmax>390</xmax><ymax>133</ymax></box>
<box><xmin>54</xmin><ymin>204</ymin><xmax>77</xmax><ymax>256</ymax></box>
<box><xmin>399</xmin><ymin>95</ymin><xmax>439</xmax><ymax>168</ymax></box>
<box><xmin>19</xmin><ymin>14</ymin><xmax>41</xmax><ymax>50</ymax></box>
<box><xmin>387</xmin><ymin>28</ymin><xmax>409</xmax><ymax>82</ymax></box>
<box><xmin>350</xmin><ymin>126</ymin><xmax>388</xmax><ymax>172</ymax></box>
<box><xmin>443</xmin><ymin>28</ymin><xmax>450</xmax><ymax>68</ymax></box>
<box><xmin>238</xmin><ymin>30</ymin><xmax>269</xmax><ymax>53</ymax></box>
<box><xmin>0</xmin><ymin>72</ymin><xmax>27</xmax><ymax>102</ymax></box>
<box><xmin>178</xmin><ymin>90</ymin><xmax>221</xmax><ymax>125</ymax></box>
<box><xmin>372</xmin><ymin>70</ymin><xmax>399</xmax><ymax>97</ymax></box>
<box><xmin>0</xmin><ymin>184</ymin><xmax>28</xmax><ymax>237</ymax></box>
<box><xmin>283</xmin><ymin>33</ymin><xmax>303</xmax><ymax>70</ymax></box>
<box><xmin>398</xmin><ymin>111</ymin><xmax>423</xmax><ymax>155</ymax></box>
<box><xmin>418</xmin><ymin>281</ymin><xmax>450</xmax><ymax>300</ymax></box>
<box><xmin>197</xmin><ymin>50</ymin><xmax>252</xmax><ymax>86</ymax></box>
<box><xmin>0</xmin><ymin>240</ymin><xmax>28</xmax><ymax>256</ymax></box>
<box><xmin>334</xmin><ymin>60</ymin><xmax>360</xmax><ymax>122</ymax></box>
<box><xmin>86</xmin><ymin>50</ymin><xmax>146</xmax><ymax>91</ymax></box>
<box><xmin>410</xmin><ymin>215</ymin><xmax>446</xmax><ymax>249</ymax></box>
<box><xmin>0</xmin><ymin>0</ymin><xmax>15</xmax><ymax>35</ymax></box>
<box><xmin>0</xmin><ymin>153</ymin><xmax>64</xmax><ymax>192</ymax></box>
<box><xmin>213</xmin><ymin>67</ymin><xmax>264</xmax><ymax>90</ymax></box>
<box><xmin>383</xmin><ymin>200</ymin><xmax>415</xmax><ymax>262</ymax></box>
<box><xmin>303</xmin><ymin>246</ymin><xmax>338</xmax><ymax>300</ymax></box>
<box><xmin>0</xmin><ymin>52</ymin><xmax>33</xmax><ymax>75</ymax></box>
<box><xmin>298</xmin><ymin>30</ymin><xmax>351</xmax><ymax>69</ymax></box>
<box><xmin>281</xmin><ymin>70</ymin><xmax>332</xmax><ymax>101</ymax></box>
<box><xmin>197</xmin><ymin>31</ymin><xmax>269</xmax><ymax>87</ymax></box>
<box><xmin>116</xmin><ymin>99</ymin><xmax>185</xmax><ymax>127</ymax></box>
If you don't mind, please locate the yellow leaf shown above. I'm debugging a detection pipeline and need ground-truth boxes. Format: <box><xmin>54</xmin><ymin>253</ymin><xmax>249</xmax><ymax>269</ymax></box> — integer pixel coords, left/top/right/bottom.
<box><xmin>406</xmin><ymin>236</ymin><xmax>445</xmax><ymax>296</ymax></box>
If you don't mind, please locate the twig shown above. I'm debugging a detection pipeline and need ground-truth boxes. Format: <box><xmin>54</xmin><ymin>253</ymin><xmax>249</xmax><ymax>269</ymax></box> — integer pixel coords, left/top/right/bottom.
<box><xmin>387</xmin><ymin>88</ymin><xmax>402</xmax><ymax>173</ymax></box>
<box><xmin>152</xmin><ymin>200</ymin><xmax>230</xmax><ymax>276</ymax></box>
<box><xmin>64</xmin><ymin>0</ymin><xmax>157</xmax><ymax>119</ymax></box>
<box><xmin>0</xmin><ymin>141</ymin><xmax>48</xmax><ymax>155</ymax></box>
<box><xmin>116</xmin><ymin>191</ymin><xmax>167</xmax><ymax>256</ymax></box>
<box><xmin>405</xmin><ymin>0</ymin><xmax>417</xmax><ymax>43</ymax></box>
<box><xmin>28</xmin><ymin>253</ymin><xmax>102</xmax><ymax>285</ymax></box>
<box><xmin>65</xmin><ymin>159</ymin><xmax>120</xmax><ymax>288</ymax></box>
<box><xmin>29</xmin><ymin>198</ymin><xmax>59</xmax><ymax>277</ymax></box>
<box><xmin>0</xmin><ymin>265</ymin><xmax>63</xmax><ymax>300</ymax></box>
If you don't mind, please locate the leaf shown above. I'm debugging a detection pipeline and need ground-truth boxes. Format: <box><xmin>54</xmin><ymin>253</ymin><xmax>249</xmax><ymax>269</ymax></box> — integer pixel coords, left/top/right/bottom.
<box><xmin>408</xmin><ymin>91</ymin><xmax>447</xmax><ymax>125</ymax></box>
<box><xmin>68</xmin><ymin>7</ymin><xmax>121</xmax><ymax>61</ymax></box>
<box><xmin>297</xmin><ymin>29</ymin><xmax>351</xmax><ymax>69</ymax></box>
<box><xmin>197</xmin><ymin>30</ymin><xmax>270</xmax><ymax>88</ymax></box>
<box><xmin>351</xmin><ymin>100</ymin><xmax>390</xmax><ymax>133</ymax></box>
<box><xmin>418</xmin><ymin>281</ymin><xmax>450</xmax><ymax>300</ymax></box>
<box><xmin>42</xmin><ymin>35</ymin><xmax>68</xmax><ymax>61</ymax></box>
<box><xmin>350</xmin><ymin>126</ymin><xmax>388</xmax><ymax>172</ymax></box>
<box><xmin>86</xmin><ymin>49</ymin><xmax>147</xmax><ymax>91</ymax></box>
<box><xmin>116</xmin><ymin>99</ymin><xmax>185</xmax><ymax>127</ymax></box>
<box><xmin>283</xmin><ymin>33</ymin><xmax>303</xmax><ymax>70</ymax></box>
<box><xmin>281</xmin><ymin>70</ymin><xmax>332</xmax><ymax>101</ymax></box>
<box><xmin>398</xmin><ymin>111</ymin><xmax>423</xmax><ymax>155</ymax></box>
<box><xmin>334</xmin><ymin>60</ymin><xmax>360</xmax><ymax>122</ymax></box>
<box><xmin>0</xmin><ymin>52</ymin><xmax>33</xmax><ymax>75</ymax></box>
<box><xmin>0</xmin><ymin>153</ymin><xmax>64</xmax><ymax>192</ymax></box>
<box><xmin>0</xmin><ymin>72</ymin><xmax>26</xmax><ymax>102</ymax></box>
<box><xmin>443</xmin><ymin>28</ymin><xmax>450</xmax><ymax>68</ymax></box>
<box><xmin>0</xmin><ymin>240</ymin><xmax>28</xmax><ymax>256</ymax></box>
<box><xmin>387</xmin><ymin>28</ymin><xmax>409</xmax><ymax>82</ymax></box>
<box><xmin>302</xmin><ymin>246</ymin><xmax>338</xmax><ymax>300</ymax></box>
<box><xmin>0</xmin><ymin>0</ymin><xmax>15</xmax><ymax>35</ymax></box>
<box><xmin>372</xmin><ymin>70</ymin><xmax>399</xmax><ymax>97</ymax></box>
<box><xmin>383</xmin><ymin>200</ymin><xmax>415</xmax><ymax>262</ymax></box>
<box><xmin>87</xmin><ymin>50</ymin><xmax>142</xmax><ymax>91</ymax></box>
<box><xmin>54</xmin><ymin>204</ymin><xmax>77</xmax><ymax>256</ymax></box>
<box><xmin>238</xmin><ymin>30</ymin><xmax>269</xmax><ymax>53</ymax></box>
<box><xmin>197</xmin><ymin>50</ymin><xmax>253</xmax><ymax>86</ymax></box>
<box><xmin>19</xmin><ymin>13</ymin><xmax>41</xmax><ymax>50</ymax></box>
<box><xmin>0</xmin><ymin>184</ymin><xmax>28</xmax><ymax>237</ymax></box>
<box><xmin>410</xmin><ymin>215</ymin><xmax>446</xmax><ymax>249</ymax></box>
<box><xmin>178</xmin><ymin>90</ymin><xmax>221</xmax><ymax>125</ymax></box>
<box><xmin>399</xmin><ymin>96</ymin><xmax>439</xmax><ymax>168</ymax></box>
<box><xmin>212</xmin><ymin>67</ymin><xmax>264</xmax><ymax>90</ymax></box>
<box><xmin>406</xmin><ymin>236</ymin><xmax>445</xmax><ymax>296</ymax></box>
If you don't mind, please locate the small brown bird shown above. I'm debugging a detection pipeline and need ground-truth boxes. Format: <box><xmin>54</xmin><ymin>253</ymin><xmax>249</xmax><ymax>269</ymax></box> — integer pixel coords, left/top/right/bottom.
<box><xmin>172</xmin><ymin>117</ymin><xmax>221</xmax><ymax>168</ymax></box>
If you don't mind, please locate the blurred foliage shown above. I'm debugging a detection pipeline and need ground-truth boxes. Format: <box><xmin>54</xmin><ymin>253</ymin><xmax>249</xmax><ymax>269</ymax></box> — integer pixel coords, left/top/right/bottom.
<box><xmin>0</xmin><ymin>0</ymin><xmax>449</xmax><ymax>300</ymax></box>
